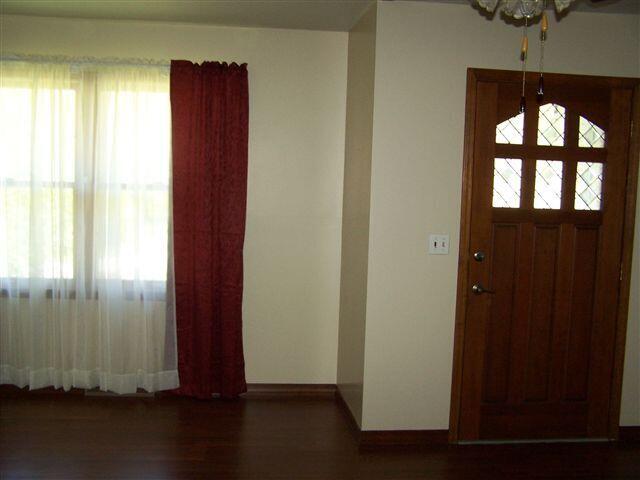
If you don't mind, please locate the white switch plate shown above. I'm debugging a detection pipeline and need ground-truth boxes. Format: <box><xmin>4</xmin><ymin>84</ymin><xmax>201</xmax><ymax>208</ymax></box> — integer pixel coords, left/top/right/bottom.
<box><xmin>428</xmin><ymin>234</ymin><xmax>449</xmax><ymax>255</ymax></box>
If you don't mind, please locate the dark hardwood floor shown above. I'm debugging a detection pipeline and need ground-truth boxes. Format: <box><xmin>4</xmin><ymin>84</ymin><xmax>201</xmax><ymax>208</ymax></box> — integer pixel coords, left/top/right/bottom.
<box><xmin>1</xmin><ymin>390</ymin><xmax>639</xmax><ymax>479</ymax></box>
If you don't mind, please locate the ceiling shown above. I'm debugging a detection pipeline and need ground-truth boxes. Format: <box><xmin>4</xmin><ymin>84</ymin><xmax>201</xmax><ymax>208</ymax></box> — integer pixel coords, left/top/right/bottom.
<box><xmin>0</xmin><ymin>0</ymin><xmax>637</xmax><ymax>32</ymax></box>
<box><xmin>0</xmin><ymin>0</ymin><xmax>373</xmax><ymax>32</ymax></box>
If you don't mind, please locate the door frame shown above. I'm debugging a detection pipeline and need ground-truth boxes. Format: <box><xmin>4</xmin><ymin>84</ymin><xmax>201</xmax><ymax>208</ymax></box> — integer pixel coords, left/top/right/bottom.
<box><xmin>448</xmin><ymin>68</ymin><xmax>640</xmax><ymax>443</ymax></box>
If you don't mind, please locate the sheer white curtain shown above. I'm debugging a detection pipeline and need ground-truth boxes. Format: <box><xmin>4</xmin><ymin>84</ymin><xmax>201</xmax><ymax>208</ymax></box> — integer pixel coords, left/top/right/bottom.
<box><xmin>0</xmin><ymin>60</ymin><xmax>178</xmax><ymax>394</ymax></box>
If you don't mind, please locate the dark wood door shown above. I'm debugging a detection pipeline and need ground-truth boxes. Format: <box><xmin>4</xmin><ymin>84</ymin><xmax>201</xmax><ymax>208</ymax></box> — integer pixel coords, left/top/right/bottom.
<box><xmin>454</xmin><ymin>70</ymin><xmax>638</xmax><ymax>441</ymax></box>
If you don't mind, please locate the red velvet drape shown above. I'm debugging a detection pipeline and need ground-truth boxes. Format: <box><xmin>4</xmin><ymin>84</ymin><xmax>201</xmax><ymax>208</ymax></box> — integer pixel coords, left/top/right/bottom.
<box><xmin>170</xmin><ymin>60</ymin><xmax>249</xmax><ymax>399</ymax></box>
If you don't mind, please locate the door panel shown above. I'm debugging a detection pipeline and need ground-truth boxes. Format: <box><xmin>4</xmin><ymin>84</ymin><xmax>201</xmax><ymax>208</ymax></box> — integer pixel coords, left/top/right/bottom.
<box><xmin>482</xmin><ymin>224</ymin><xmax>517</xmax><ymax>404</ymax></box>
<box><xmin>524</xmin><ymin>225</ymin><xmax>559</xmax><ymax>402</ymax></box>
<box><xmin>454</xmin><ymin>70</ymin><xmax>636</xmax><ymax>441</ymax></box>
<box><xmin>565</xmin><ymin>226</ymin><xmax>598</xmax><ymax>401</ymax></box>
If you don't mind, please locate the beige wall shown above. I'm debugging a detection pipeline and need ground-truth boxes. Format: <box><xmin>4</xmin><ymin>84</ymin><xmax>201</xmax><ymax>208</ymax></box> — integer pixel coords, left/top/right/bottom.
<box><xmin>620</xmin><ymin>1</ymin><xmax>640</xmax><ymax>429</ymax></box>
<box><xmin>337</xmin><ymin>2</ymin><xmax>377</xmax><ymax>427</ymax></box>
<box><xmin>622</xmin><ymin>138</ymin><xmax>640</xmax><ymax>426</ymax></box>
<box><xmin>362</xmin><ymin>1</ymin><xmax>640</xmax><ymax>430</ymax></box>
<box><xmin>0</xmin><ymin>14</ymin><xmax>348</xmax><ymax>384</ymax></box>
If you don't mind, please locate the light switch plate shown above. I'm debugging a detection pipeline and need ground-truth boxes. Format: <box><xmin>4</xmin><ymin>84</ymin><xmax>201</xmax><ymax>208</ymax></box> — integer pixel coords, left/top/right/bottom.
<box><xmin>428</xmin><ymin>234</ymin><xmax>449</xmax><ymax>255</ymax></box>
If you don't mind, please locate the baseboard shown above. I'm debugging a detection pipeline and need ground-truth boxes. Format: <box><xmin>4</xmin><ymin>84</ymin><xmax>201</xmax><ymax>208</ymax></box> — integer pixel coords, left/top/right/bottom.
<box><xmin>335</xmin><ymin>386</ymin><xmax>448</xmax><ymax>448</ymax></box>
<box><xmin>84</xmin><ymin>390</ymin><xmax>155</xmax><ymax>398</ymax></box>
<box><xmin>360</xmin><ymin>429</ymin><xmax>449</xmax><ymax>448</ymax></box>
<box><xmin>1</xmin><ymin>383</ymin><xmax>336</xmax><ymax>399</ymax></box>
<box><xmin>335</xmin><ymin>387</ymin><xmax>361</xmax><ymax>441</ymax></box>
<box><xmin>244</xmin><ymin>383</ymin><xmax>336</xmax><ymax>398</ymax></box>
<box><xmin>0</xmin><ymin>385</ymin><xmax>158</xmax><ymax>398</ymax></box>
<box><xmin>0</xmin><ymin>385</ymin><xmax>85</xmax><ymax>396</ymax></box>
<box><xmin>619</xmin><ymin>426</ymin><xmax>640</xmax><ymax>442</ymax></box>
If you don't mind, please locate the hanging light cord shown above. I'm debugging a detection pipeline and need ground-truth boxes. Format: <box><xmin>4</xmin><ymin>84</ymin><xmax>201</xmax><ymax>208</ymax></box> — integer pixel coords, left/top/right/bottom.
<box><xmin>538</xmin><ymin>10</ymin><xmax>548</xmax><ymax>99</ymax></box>
<box><xmin>539</xmin><ymin>23</ymin><xmax>545</xmax><ymax>75</ymax></box>
<box><xmin>520</xmin><ymin>16</ymin><xmax>529</xmax><ymax>113</ymax></box>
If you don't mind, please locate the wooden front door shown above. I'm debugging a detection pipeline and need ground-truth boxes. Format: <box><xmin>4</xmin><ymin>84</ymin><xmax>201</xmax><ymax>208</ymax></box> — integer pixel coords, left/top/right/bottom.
<box><xmin>451</xmin><ymin>69</ymin><xmax>639</xmax><ymax>441</ymax></box>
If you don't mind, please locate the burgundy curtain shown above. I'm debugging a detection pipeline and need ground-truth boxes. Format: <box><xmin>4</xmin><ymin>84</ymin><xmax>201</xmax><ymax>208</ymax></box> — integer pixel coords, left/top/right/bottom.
<box><xmin>170</xmin><ymin>60</ymin><xmax>249</xmax><ymax>399</ymax></box>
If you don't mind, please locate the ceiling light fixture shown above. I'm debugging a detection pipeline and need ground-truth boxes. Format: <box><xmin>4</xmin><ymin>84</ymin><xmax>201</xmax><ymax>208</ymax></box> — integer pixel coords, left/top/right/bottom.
<box><xmin>473</xmin><ymin>0</ymin><xmax>577</xmax><ymax>112</ymax></box>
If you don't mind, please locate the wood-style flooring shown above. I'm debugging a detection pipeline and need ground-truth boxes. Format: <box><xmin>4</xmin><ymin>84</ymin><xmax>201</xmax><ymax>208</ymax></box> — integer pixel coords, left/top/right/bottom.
<box><xmin>1</xmin><ymin>390</ymin><xmax>639</xmax><ymax>479</ymax></box>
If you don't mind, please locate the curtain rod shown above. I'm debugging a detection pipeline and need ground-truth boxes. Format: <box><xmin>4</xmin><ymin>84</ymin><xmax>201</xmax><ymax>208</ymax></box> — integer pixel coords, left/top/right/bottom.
<box><xmin>1</xmin><ymin>53</ymin><xmax>170</xmax><ymax>69</ymax></box>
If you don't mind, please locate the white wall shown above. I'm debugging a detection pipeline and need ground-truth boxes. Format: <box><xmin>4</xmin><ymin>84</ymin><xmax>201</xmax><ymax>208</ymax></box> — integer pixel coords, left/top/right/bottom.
<box><xmin>622</xmin><ymin>123</ymin><xmax>640</xmax><ymax>426</ymax></box>
<box><xmin>0</xmin><ymin>14</ymin><xmax>348</xmax><ymax>384</ymax></box>
<box><xmin>620</xmin><ymin>1</ymin><xmax>640</xmax><ymax>430</ymax></box>
<box><xmin>337</xmin><ymin>2</ymin><xmax>377</xmax><ymax>427</ymax></box>
<box><xmin>362</xmin><ymin>1</ymin><xmax>640</xmax><ymax>430</ymax></box>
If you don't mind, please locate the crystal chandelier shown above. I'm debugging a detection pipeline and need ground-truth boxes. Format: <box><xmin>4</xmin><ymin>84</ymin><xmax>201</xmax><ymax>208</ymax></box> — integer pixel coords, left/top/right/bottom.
<box><xmin>476</xmin><ymin>0</ymin><xmax>575</xmax><ymax>19</ymax></box>
<box><xmin>473</xmin><ymin>0</ymin><xmax>578</xmax><ymax>112</ymax></box>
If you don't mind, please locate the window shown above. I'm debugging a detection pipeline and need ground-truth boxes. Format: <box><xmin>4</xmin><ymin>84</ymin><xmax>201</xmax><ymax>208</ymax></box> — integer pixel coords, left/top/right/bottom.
<box><xmin>537</xmin><ymin>103</ymin><xmax>566</xmax><ymax>147</ymax></box>
<box><xmin>578</xmin><ymin>116</ymin><xmax>605</xmax><ymax>148</ymax></box>
<box><xmin>493</xmin><ymin>104</ymin><xmax>606</xmax><ymax>212</ymax></box>
<box><xmin>496</xmin><ymin>112</ymin><xmax>524</xmax><ymax>145</ymax></box>
<box><xmin>575</xmin><ymin>162</ymin><xmax>604</xmax><ymax>210</ymax></box>
<box><xmin>1</xmin><ymin>85</ymin><xmax>76</xmax><ymax>279</ymax></box>
<box><xmin>492</xmin><ymin>158</ymin><xmax>522</xmax><ymax>208</ymax></box>
<box><xmin>0</xmin><ymin>62</ymin><xmax>171</xmax><ymax>288</ymax></box>
<box><xmin>534</xmin><ymin>160</ymin><xmax>563</xmax><ymax>210</ymax></box>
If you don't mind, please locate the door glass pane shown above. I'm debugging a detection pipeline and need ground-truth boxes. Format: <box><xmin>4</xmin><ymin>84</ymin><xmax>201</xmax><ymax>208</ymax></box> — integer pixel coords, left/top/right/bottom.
<box><xmin>537</xmin><ymin>104</ymin><xmax>566</xmax><ymax>146</ymax></box>
<box><xmin>496</xmin><ymin>112</ymin><xmax>524</xmax><ymax>145</ymax></box>
<box><xmin>575</xmin><ymin>162</ymin><xmax>603</xmax><ymax>210</ymax></box>
<box><xmin>578</xmin><ymin>116</ymin><xmax>605</xmax><ymax>148</ymax></box>
<box><xmin>534</xmin><ymin>160</ymin><xmax>563</xmax><ymax>209</ymax></box>
<box><xmin>493</xmin><ymin>158</ymin><xmax>522</xmax><ymax>208</ymax></box>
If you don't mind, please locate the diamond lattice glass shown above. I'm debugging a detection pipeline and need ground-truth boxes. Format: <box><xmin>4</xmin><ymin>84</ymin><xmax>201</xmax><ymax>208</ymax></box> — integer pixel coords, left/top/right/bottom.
<box><xmin>496</xmin><ymin>112</ymin><xmax>524</xmax><ymax>145</ymax></box>
<box><xmin>493</xmin><ymin>158</ymin><xmax>522</xmax><ymax>208</ymax></box>
<box><xmin>538</xmin><ymin>104</ymin><xmax>566</xmax><ymax>147</ymax></box>
<box><xmin>578</xmin><ymin>116</ymin><xmax>605</xmax><ymax>148</ymax></box>
<box><xmin>575</xmin><ymin>162</ymin><xmax>603</xmax><ymax>210</ymax></box>
<box><xmin>534</xmin><ymin>160</ymin><xmax>563</xmax><ymax>209</ymax></box>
